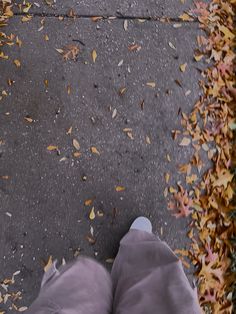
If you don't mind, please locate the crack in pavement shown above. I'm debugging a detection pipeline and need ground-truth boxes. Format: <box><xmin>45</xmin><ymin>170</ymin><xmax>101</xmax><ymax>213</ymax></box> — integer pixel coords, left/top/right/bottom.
<box><xmin>13</xmin><ymin>11</ymin><xmax>198</xmax><ymax>23</ymax></box>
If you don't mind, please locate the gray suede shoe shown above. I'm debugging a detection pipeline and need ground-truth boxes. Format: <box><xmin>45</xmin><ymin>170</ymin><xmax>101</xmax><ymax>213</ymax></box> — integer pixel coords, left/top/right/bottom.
<box><xmin>130</xmin><ymin>216</ymin><xmax>152</xmax><ymax>233</ymax></box>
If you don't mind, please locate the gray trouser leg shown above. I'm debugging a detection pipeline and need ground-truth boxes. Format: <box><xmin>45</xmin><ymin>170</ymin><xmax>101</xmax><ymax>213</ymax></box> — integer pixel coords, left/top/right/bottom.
<box><xmin>27</xmin><ymin>257</ymin><xmax>112</xmax><ymax>314</ymax></box>
<box><xmin>27</xmin><ymin>230</ymin><xmax>201</xmax><ymax>314</ymax></box>
<box><xmin>111</xmin><ymin>229</ymin><xmax>202</xmax><ymax>314</ymax></box>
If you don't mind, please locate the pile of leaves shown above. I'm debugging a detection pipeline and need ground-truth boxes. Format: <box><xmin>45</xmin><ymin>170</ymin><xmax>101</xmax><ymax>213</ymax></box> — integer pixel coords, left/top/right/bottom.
<box><xmin>169</xmin><ymin>1</ymin><xmax>235</xmax><ymax>312</ymax></box>
<box><xmin>0</xmin><ymin>0</ymin><xmax>13</xmax><ymax>58</ymax></box>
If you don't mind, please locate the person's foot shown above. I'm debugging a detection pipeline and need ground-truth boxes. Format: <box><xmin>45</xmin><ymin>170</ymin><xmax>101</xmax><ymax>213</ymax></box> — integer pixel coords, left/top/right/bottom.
<box><xmin>130</xmin><ymin>216</ymin><xmax>152</xmax><ymax>233</ymax></box>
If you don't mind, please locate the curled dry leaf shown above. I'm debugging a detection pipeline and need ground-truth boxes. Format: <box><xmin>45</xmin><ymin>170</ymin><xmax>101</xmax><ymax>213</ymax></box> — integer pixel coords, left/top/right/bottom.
<box><xmin>128</xmin><ymin>44</ymin><xmax>141</xmax><ymax>51</ymax></box>
<box><xmin>13</xmin><ymin>59</ymin><xmax>21</xmax><ymax>67</ymax></box>
<box><xmin>44</xmin><ymin>256</ymin><xmax>53</xmax><ymax>272</ymax></box>
<box><xmin>180</xmin><ymin>63</ymin><xmax>187</xmax><ymax>72</ymax></box>
<box><xmin>146</xmin><ymin>82</ymin><xmax>156</xmax><ymax>88</ymax></box>
<box><xmin>115</xmin><ymin>186</ymin><xmax>125</xmax><ymax>192</ymax></box>
<box><xmin>73</xmin><ymin>139</ymin><xmax>80</xmax><ymax>150</ymax></box>
<box><xmin>47</xmin><ymin>145</ymin><xmax>58</xmax><ymax>151</ymax></box>
<box><xmin>146</xmin><ymin>135</ymin><xmax>151</xmax><ymax>144</ymax></box>
<box><xmin>91</xmin><ymin>146</ymin><xmax>100</xmax><ymax>155</ymax></box>
<box><xmin>85</xmin><ymin>199</ymin><xmax>93</xmax><ymax>206</ymax></box>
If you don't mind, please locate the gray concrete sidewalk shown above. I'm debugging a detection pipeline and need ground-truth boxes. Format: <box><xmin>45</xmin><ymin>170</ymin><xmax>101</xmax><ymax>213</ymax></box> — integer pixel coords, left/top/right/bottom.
<box><xmin>0</xmin><ymin>1</ymin><xmax>203</xmax><ymax>312</ymax></box>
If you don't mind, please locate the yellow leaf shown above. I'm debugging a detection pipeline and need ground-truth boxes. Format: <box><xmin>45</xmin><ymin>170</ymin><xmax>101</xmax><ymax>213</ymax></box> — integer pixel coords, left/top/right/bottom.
<box><xmin>115</xmin><ymin>186</ymin><xmax>125</xmax><ymax>192</ymax></box>
<box><xmin>213</xmin><ymin>170</ymin><xmax>234</xmax><ymax>189</ymax></box>
<box><xmin>91</xmin><ymin>146</ymin><xmax>100</xmax><ymax>155</ymax></box>
<box><xmin>73</xmin><ymin>139</ymin><xmax>80</xmax><ymax>150</ymax></box>
<box><xmin>146</xmin><ymin>82</ymin><xmax>156</xmax><ymax>88</ymax></box>
<box><xmin>21</xmin><ymin>15</ymin><xmax>32</xmax><ymax>22</ymax></box>
<box><xmin>194</xmin><ymin>54</ymin><xmax>203</xmax><ymax>62</ymax></box>
<box><xmin>45</xmin><ymin>34</ymin><xmax>49</xmax><ymax>41</ymax></box>
<box><xmin>169</xmin><ymin>186</ymin><xmax>177</xmax><ymax>193</ymax></box>
<box><xmin>23</xmin><ymin>4</ymin><xmax>31</xmax><ymax>13</ymax></box>
<box><xmin>13</xmin><ymin>59</ymin><xmax>21</xmax><ymax>67</ymax></box>
<box><xmin>89</xmin><ymin>207</ymin><xmax>96</xmax><ymax>220</ymax></box>
<box><xmin>165</xmin><ymin>173</ymin><xmax>170</xmax><ymax>184</ymax></box>
<box><xmin>44</xmin><ymin>256</ymin><xmax>53</xmax><ymax>272</ymax></box>
<box><xmin>47</xmin><ymin>145</ymin><xmax>58</xmax><ymax>151</ymax></box>
<box><xmin>91</xmin><ymin>49</ymin><xmax>97</xmax><ymax>63</ymax></box>
<box><xmin>179</xmin><ymin>137</ymin><xmax>191</xmax><ymax>146</ymax></box>
<box><xmin>179</xmin><ymin>13</ymin><xmax>194</xmax><ymax>21</ymax></box>
<box><xmin>180</xmin><ymin>63</ymin><xmax>187</xmax><ymax>72</ymax></box>
<box><xmin>219</xmin><ymin>25</ymin><xmax>234</xmax><ymax>40</ymax></box>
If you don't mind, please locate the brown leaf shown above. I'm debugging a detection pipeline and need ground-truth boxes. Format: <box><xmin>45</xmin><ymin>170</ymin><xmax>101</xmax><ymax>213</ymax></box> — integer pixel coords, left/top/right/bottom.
<box><xmin>128</xmin><ymin>44</ymin><xmax>141</xmax><ymax>51</ymax></box>
<box><xmin>85</xmin><ymin>199</ymin><xmax>93</xmax><ymax>206</ymax></box>
<box><xmin>91</xmin><ymin>146</ymin><xmax>100</xmax><ymax>155</ymax></box>
<box><xmin>73</xmin><ymin>152</ymin><xmax>81</xmax><ymax>158</ymax></box>
<box><xmin>44</xmin><ymin>256</ymin><xmax>53</xmax><ymax>272</ymax></box>
<box><xmin>13</xmin><ymin>59</ymin><xmax>21</xmax><ymax>67</ymax></box>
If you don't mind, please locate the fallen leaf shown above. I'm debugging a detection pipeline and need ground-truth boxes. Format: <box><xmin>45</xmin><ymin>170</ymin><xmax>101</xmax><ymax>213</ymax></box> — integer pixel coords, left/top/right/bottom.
<box><xmin>91</xmin><ymin>16</ymin><xmax>103</xmax><ymax>22</ymax></box>
<box><xmin>165</xmin><ymin>173</ymin><xmax>170</xmax><ymax>184</ymax></box>
<box><xmin>119</xmin><ymin>87</ymin><xmax>127</xmax><ymax>95</ymax></box>
<box><xmin>24</xmin><ymin>116</ymin><xmax>33</xmax><ymax>123</ymax></box>
<box><xmin>168</xmin><ymin>42</ymin><xmax>176</xmax><ymax>50</ymax></box>
<box><xmin>73</xmin><ymin>152</ymin><xmax>81</xmax><ymax>158</ymax></box>
<box><xmin>63</xmin><ymin>45</ymin><xmax>80</xmax><ymax>61</ymax></box>
<box><xmin>91</xmin><ymin>146</ymin><xmax>100</xmax><ymax>155</ymax></box>
<box><xmin>18</xmin><ymin>307</ymin><xmax>28</xmax><ymax>312</ymax></box>
<box><xmin>128</xmin><ymin>44</ymin><xmax>141</xmax><ymax>51</ymax></box>
<box><xmin>180</xmin><ymin>63</ymin><xmax>187</xmax><ymax>72</ymax></box>
<box><xmin>44</xmin><ymin>256</ymin><xmax>53</xmax><ymax>272</ymax></box>
<box><xmin>73</xmin><ymin>139</ymin><xmax>80</xmax><ymax>150</ymax></box>
<box><xmin>179</xmin><ymin>137</ymin><xmax>191</xmax><ymax>146</ymax></box>
<box><xmin>115</xmin><ymin>186</ymin><xmax>125</xmax><ymax>192</ymax></box>
<box><xmin>146</xmin><ymin>82</ymin><xmax>156</xmax><ymax>88</ymax></box>
<box><xmin>89</xmin><ymin>207</ymin><xmax>96</xmax><ymax>220</ymax></box>
<box><xmin>56</xmin><ymin>48</ymin><xmax>64</xmax><ymax>54</ymax></box>
<box><xmin>146</xmin><ymin>135</ymin><xmax>151</xmax><ymax>144</ymax></box>
<box><xmin>194</xmin><ymin>54</ymin><xmax>203</xmax><ymax>62</ymax></box>
<box><xmin>179</xmin><ymin>13</ymin><xmax>194</xmax><ymax>21</ymax></box>
<box><xmin>124</xmin><ymin>20</ymin><xmax>128</xmax><ymax>31</ymax></box>
<box><xmin>85</xmin><ymin>199</ymin><xmax>93</xmax><ymax>206</ymax></box>
<box><xmin>91</xmin><ymin>49</ymin><xmax>97</xmax><ymax>63</ymax></box>
<box><xmin>66</xmin><ymin>126</ymin><xmax>72</xmax><ymax>135</ymax></box>
<box><xmin>13</xmin><ymin>59</ymin><xmax>21</xmax><ymax>67</ymax></box>
<box><xmin>213</xmin><ymin>170</ymin><xmax>234</xmax><ymax>189</ymax></box>
<box><xmin>112</xmin><ymin>108</ymin><xmax>117</xmax><ymax>119</ymax></box>
<box><xmin>47</xmin><ymin>145</ymin><xmax>58</xmax><ymax>151</ymax></box>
